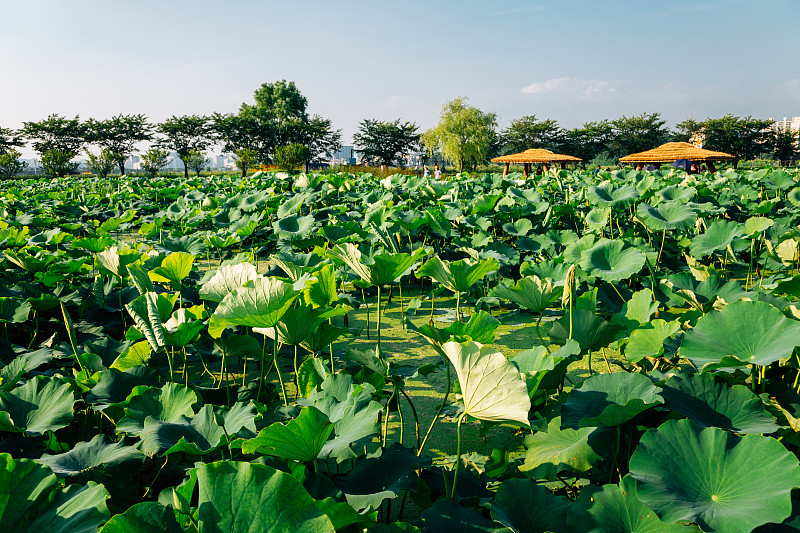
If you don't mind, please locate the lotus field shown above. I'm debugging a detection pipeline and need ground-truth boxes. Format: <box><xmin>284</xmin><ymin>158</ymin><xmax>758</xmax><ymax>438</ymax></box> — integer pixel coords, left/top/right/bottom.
<box><xmin>4</xmin><ymin>166</ymin><xmax>800</xmax><ymax>532</ymax></box>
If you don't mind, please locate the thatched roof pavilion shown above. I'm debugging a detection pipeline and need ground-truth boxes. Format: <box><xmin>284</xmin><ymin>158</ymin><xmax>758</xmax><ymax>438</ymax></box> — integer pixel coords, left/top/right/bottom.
<box><xmin>491</xmin><ymin>148</ymin><xmax>582</xmax><ymax>177</ymax></box>
<box><xmin>619</xmin><ymin>142</ymin><xmax>734</xmax><ymax>172</ymax></box>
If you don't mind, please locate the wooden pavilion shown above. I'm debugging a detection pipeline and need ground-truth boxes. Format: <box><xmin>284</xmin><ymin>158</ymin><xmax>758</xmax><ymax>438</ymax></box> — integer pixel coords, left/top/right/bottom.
<box><xmin>618</xmin><ymin>142</ymin><xmax>735</xmax><ymax>173</ymax></box>
<box><xmin>491</xmin><ymin>148</ymin><xmax>582</xmax><ymax>177</ymax></box>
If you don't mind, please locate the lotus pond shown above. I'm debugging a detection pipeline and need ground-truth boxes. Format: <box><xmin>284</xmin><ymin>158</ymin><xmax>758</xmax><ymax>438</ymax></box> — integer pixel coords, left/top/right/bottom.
<box><xmin>2</xmin><ymin>167</ymin><xmax>800</xmax><ymax>532</ymax></box>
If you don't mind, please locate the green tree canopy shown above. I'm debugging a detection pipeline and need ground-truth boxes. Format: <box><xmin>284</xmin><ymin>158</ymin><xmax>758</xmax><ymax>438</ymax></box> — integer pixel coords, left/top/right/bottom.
<box><xmin>422</xmin><ymin>97</ymin><xmax>497</xmax><ymax>173</ymax></box>
<box><xmin>500</xmin><ymin>115</ymin><xmax>562</xmax><ymax>154</ymax></box>
<box><xmin>140</xmin><ymin>148</ymin><xmax>169</xmax><ymax>179</ymax></box>
<box><xmin>21</xmin><ymin>114</ymin><xmax>86</xmax><ymax>157</ymax></box>
<box><xmin>608</xmin><ymin>112</ymin><xmax>670</xmax><ymax>159</ymax></box>
<box><xmin>353</xmin><ymin>118</ymin><xmax>420</xmax><ymax>167</ymax></box>
<box><xmin>701</xmin><ymin>114</ymin><xmax>774</xmax><ymax>164</ymax></box>
<box><xmin>274</xmin><ymin>143</ymin><xmax>310</xmax><ymax>174</ymax></box>
<box><xmin>0</xmin><ymin>126</ymin><xmax>25</xmax><ymax>155</ymax></box>
<box><xmin>0</xmin><ymin>150</ymin><xmax>27</xmax><ymax>179</ymax></box>
<box><xmin>774</xmin><ymin>128</ymin><xmax>798</xmax><ymax>165</ymax></box>
<box><xmin>85</xmin><ymin>114</ymin><xmax>153</xmax><ymax>175</ymax></box>
<box><xmin>559</xmin><ymin>120</ymin><xmax>613</xmax><ymax>164</ymax></box>
<box><xmin>158</xmin><ymin>115</ymin><xmax>214</xmax><ymax>179</ymax></box>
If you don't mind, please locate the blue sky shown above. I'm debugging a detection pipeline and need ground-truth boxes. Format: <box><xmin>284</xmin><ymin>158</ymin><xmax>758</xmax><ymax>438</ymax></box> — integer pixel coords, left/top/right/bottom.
<box><xmin>1</xmin><ymin>0</ymin><xmax>798</xmax><ymax>156</ymax></box>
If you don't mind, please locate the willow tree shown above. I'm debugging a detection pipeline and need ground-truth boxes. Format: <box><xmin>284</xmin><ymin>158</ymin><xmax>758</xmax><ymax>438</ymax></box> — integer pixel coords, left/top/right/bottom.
<box><xmin>422</xmin><ymin>97</ymin><xmax>497</xmax><ymax>173</ymax></box>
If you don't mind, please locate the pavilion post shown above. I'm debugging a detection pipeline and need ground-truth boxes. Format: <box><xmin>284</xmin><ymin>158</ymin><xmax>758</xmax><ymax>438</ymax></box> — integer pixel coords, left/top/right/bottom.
<box><xmin>560</xmin><ymin>162</ymin><xmax>566</xmax><ymax>169</ymax></box>
<box><xmin>543</xmin><ymin>164</ymin><xmax>550</xmax><ymax>173</ymax></box>
<box><xmin>503</xmin><ymin>162</ymin><xmax>509</xmax><ymax>177</ymax></box>
<box><xmin>707</xmin><ymin>161</ymin><xmax>716</xmax><ymax>173</ymax></box>
<box><xmin>523</xmin><ymin>163</ymin><xmax>530</xmax><ymax>177</ymax></box>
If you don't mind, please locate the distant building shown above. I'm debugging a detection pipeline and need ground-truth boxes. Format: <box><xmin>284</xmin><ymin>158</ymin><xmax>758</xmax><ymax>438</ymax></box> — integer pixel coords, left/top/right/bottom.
<box><xmin>774</xmin><ymin>116</ymin><xmax>800</xmax><ymax>132</ymax></box>
<box><xmin>331</xmin><ymin>146</ymin><xmax>357</xmax><ymax>165</ymax></box>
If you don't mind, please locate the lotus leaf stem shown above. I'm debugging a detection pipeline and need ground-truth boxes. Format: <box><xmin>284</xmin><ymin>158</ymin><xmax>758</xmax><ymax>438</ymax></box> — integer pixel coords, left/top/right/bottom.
<box><xmin>418</xmin><ymin>359</ymin><xmax>450</xmax><ymax>457</ymax></box>
<box><xmin>450</xmin><ymin>412</ymin><xmax>467</xmax><ymax>498</ymax></box>
<box><xmin>274</xmin><ymin>326</ymin><xmax>288</xmax><ymax>406</ymax></box>
<box><xmin>400</xmin><ymin>388</ymin><xmax>420</xmax><ymax>451</ymax></box>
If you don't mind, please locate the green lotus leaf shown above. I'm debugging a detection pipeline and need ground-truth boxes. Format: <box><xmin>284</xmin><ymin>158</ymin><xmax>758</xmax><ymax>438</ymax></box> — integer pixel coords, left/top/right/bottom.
<box><xmin>97</xmin><ymin>246</ymin><xmax>142</xmax><ymax>278</ymax></box>
<box><xmin>570</xmin><ymin>475</ymin><xmax>701</xmax><ymax>533</ymax></box>
<box><xmin>584</xmin><ymin>206</ymin><xmax>611</xmax><ymax>230</ymax></box>
<box><xmin>549</xmin><ymin>309</ymin><xmax>621</xmax><ymax>353</ymax></box>
<box><xmin>163</xmin><ymin>307</ymin><xmax>206</xmax><ymax>347</ymax></box>
<box><xmin>660</xmin><ymin>372</ymin><xmax>778</xmax><ymax>434</ymax></box>
<box><xmin>774</xmin><ymin>275</ymin><xmax>800</xmax><ymax>301</ymax></box>
<box><xmin>520</xmin><ymin>417</ymin><xmax>611</xmax><ymax>477</ymax></box>
<box><xmin>328</xmin><ymin>243</ymin><xmax>425</xmax><ymax>287</ymax></box>
<box><xmin>241</xmin><ymin>406</ymin><xmax>333</xmax><ymax>461</ymax></box>
<box><xmin>0</xmin><ymin>376</ymin><xmax>75</xmax><ymax>436</ymax></box>
<box><xmin>611</xmin><ymin>288</ymin><xmax>659</xmax><ymax>331</ymax></box>
<box><xmin>502</xmin><ymin>218</ymin><xmax>533</xmax><ymax>237</ymax></box>
<box><xmin>417</xmin><ymin>256</ymin><xmax>499</xmax><ymax>294</ymax></box>
<box><xmin>0</xmin><ymin>453</ymin><xmax>110</xmax><ymax>533</ymax></box>
<box><xmin>37</xmin><ymin>434</ymin><xmax>144</xmax><ymax>479</ymax></box>
<box><xmin>126</xmin><ymin>261</ymin><xmax>155</xmax><ymax>295</ymax></box>
<box><xmin>332</xmin><ymin>443</ymin><xmax>431</xmax><ymax>512</ymax></box>
<box><xmin>125</xmin><ymin>292</ymin><xmax>172</xmax><ymax>352</ymax></box>
<box><xmin>117</xmin><ymin>382</ymin><xmax>198</xmax><ymax>437</ymax></box>
<box><xmin>72</xmin><ymin>235</ymin><xmax>115</xmax><ymax>254</ymax></box>
<box><xmin>689</xmin><ymin>219</ymin><xmax>746</xmax><ymax>258</ymax></box>
<box><xmin>491</xmin><ymin>275</ymin><xmax>561</xmax><ymax>314</ymax></box>
<box><xmin>629</xmin><ymin>419</ymin><xmax>800</xmax><ymax>533</ymax></box>
<box><xmin>443</xmin><ymin>340</ymin><xmax>530</xmax><ymax>425</ymax></box>
<box><xmin>586</xmin><ymin>181</ymin><xmax>639</xmax><ymax>208</ymax></box>
<box><xmin>273</xmin><ymin>213</ymin><xmax>316</xmax><ymax>240</ymax></box>
<box><xmin>744</xmin><ymin>215</ymin><xmax>773</xmax><ymax>235</ymax></box>
<box><xmin>408</xmin><ymin>311</ymin><xmax>501</xmax><ymax>353</ymax></box>
<box><xmin>208</xmin><ymin>276</ymin><xmax>309</xmax><ymax>338</ymax></box>
<box><xmin>788</xmin><ymin>187</ymin><xmax>800</xmax><ymax>207</ymax></box>
<box><xmin>579</xmin><ymin>239</ymin><xmax>646</xmax><ymax>282</ymax></box>
<box><xmin>636</xmin><ymin>201</ymin><xmax>695</xmax><ymax>232</ymax></box>
<box><xmin>195</xmin><ymin>460</ymin><xmax>334</xmax><ymax>532</ymax></box>
<box><xmin>258</xmin><ymin>303</ymin><xmax>345</xmax><ymax>347</ymax></box>
<box><xmin>149</xmin><ymin>251</ymin><xmax>194</xmax><ymax>285</ymax></box>
<box><xmin>562</xmin><ymin>372</ymin><xmax>663</xmax><ymax>429</ymax></box>
<box><xmin>423</xmin><ymin>499</ymin><xmax>508</xmax><ymax>533</ymax></box>
<box><xmin>161</xmin><ymin>235</ymin><xmax>208</xmax><ymax>255</ymax></box>
<box><xmin>624</xmin><ymin>319</ymin><xmax>680</xmax><ymax>363</ymax></box>
<box><xmin>0</xmin><ymin>297</ymin><xmax>31</xmax><ymax>324</ymax></box>
<box><xmin>511</xmin><ymin>340</ymin><xmax>580</xmax><ymax>396</ymax></box>
<box><xmin>301</xmin><ymin>376</ymin><xmax>383</xmax><ymax>462</ymax></box>
<box><xmin>110</xmin><ymin>340</ymin><xmax>152</xmax><ymax>371</ymax></box>
<box><xmin>300</xmin><ymin>322</ymin><xmax>351</xmax><ymax>354</ymax></box>
<box><xmin>199</xmin><ymin>262</ymin><xmax>259</xmax><ymax>303</ymax></box>
<box><xmin>490</xmin><ymin>478</ymin><xmax>571</xmax><ymax>533</ymax></box>
<box><xmin>277</xmin><ymin>193</ymin><xmax>310</xmax><ymax>218</ymax></box>
<box><xmin>680</xmin><ymin>300</ymin><xmax>800</xmax><ymax>371</ymax></box>
<box><xmin>763</xmin><ymin>169</ymin><xmax>796</xmax><ymax>190</ymax></box>
<box><xmin>141</xmin><ymin>403</ymin><xmax>256</xmax><ymax>456</ymax></box>
<box><xmin>98</xmin><ymin>501</ymin><xmax>182</xmax><ymax>533</ymax></box>
<box><xmin>304</xmin><ymin>263</ymin><xmax>338</xmax><ymax>307</ymax></box>
<box><xmin>85</xmin><ymin>366</ymin><xmax>158</xmax><ymax>409</ymax></box>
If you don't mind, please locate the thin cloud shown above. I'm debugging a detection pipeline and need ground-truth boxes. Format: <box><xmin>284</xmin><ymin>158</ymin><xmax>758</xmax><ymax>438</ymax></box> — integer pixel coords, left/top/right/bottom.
<box><xmin>633</xmin><ymin>2</ymin><xmax>722</xmax><ymax>20</ymax></box>
<box><xmin>520</xmin><ymin>77</ymin><xmax>624</xmax><ymax>99</ymax></box>
<box><xmin>490</xmin><ymin>6</ymin><xmax>544</xmax><ymax>16</ymax></box>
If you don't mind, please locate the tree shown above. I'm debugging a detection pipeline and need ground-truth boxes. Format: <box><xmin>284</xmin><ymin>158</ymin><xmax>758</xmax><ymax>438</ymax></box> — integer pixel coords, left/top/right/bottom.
<box><xmin>232</xmin><ymin>147</ymin><xmax>257</xmax><ymax>176</ymax></box>
<box><xmin>422</xmin><ymin>97</ymin><xmax>498</xmax><ymax>173</ymax></box>
<box><xmin>701</xmin><ymin>114</ymin><xmax>774</xmax><ymax>165</ymax></box>
<box><xmin>673</xmin><ymin>118</ymin><xmax>703</xmax><ymax>143</ymax></box>
<box><xmin>86</xmin><ymin>114</ymin><xmax>152</xmax><ymax>175</ymax></box>
<box><xmin>499</xmin><ymin>115</ymin><xmax>562</xmax><ymax>154</ymax></box>
<box><xmin>296</xmin><ymin>115</ymin><xmax>341</xmax><ymax>171</ymax></box>
<box><xmin>559</xmin><ymin>120</ymin><xmax>613</xmax><ymax>166</ymax></box>
<box><xmin>236</xmin><ymin>80</ymin><xmax>340</xmax><ymax>167</ymax></box>
<box><xmin>274</xmin><ymin>143</ymin><xmax>309</xmax><ymax>174</ymax></box>
<box><xmin>607</xmin><ymin>113</ymin><xmax>670</xmax><ymax>159</ymax></box>
<box><xmin>41</xmin><ymin>149</ymin><xmax>80</xmax><ymax>178</ymax></box>
<box><xmin>158</xmin><ymin>115</ymin><xmax>213</xmax><ymax>178</ymax></box>
<box><xmin>774</xmin><ymin>128</ymin><xmax>798</xmax><ymax>165</ymax></box>
<box><xmin>211</xmin><ymin>111</ymin><xmax>273</xmax><ymax>164</ymax></box>
<box><xmin>21</xmin><ymin>114</ymin><xmax>86</xmax><ymax>159</ymax></box>
<box><xmin>184</xmin><ymin>149</ymin><xmax>208</xmax><ymax>177</ymax></box>
<box><xmin>85</xmin><ymin>148</ymin><xmax>117</xmax><ymax>178</ymax></box>
<box><xmin>0</xmin><ymin>126</ymin><xmax>24</xmax><ymax>155</ymax></box>
<box><xmin>353</xmin><ymin>119</ymin><xmax>419</xmax><ymax>167</ymax></box>
<box><xmin>0</xmin><ymin>150</ymin><xmax>27</xmax><ymax>179</ymax></box>
<box><xmin>141</xmin><ymin>148</ymin><xmax>169</xmax><ymax>179</ymax></box>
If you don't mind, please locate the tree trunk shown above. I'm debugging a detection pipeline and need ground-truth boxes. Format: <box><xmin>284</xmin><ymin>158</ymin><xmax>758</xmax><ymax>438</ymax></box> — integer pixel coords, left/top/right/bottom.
<box><xmin>118</xmin><ymin>159</ymin><xmax>125</xmax><ymax>176</ymax></box>
<box><xmin>183</xmin><ymin>160</ymin><xmax>189</xmax><ymax>179</ymax></box>
<box><xmin>241</xmin><ymin>166</ymin><xmax>247</xmax><ymax>177</ymax></box>
<box><xmin>459</xmin><ymin>158</ymin><xmax>463</xmax><ymax>174</ymax></box>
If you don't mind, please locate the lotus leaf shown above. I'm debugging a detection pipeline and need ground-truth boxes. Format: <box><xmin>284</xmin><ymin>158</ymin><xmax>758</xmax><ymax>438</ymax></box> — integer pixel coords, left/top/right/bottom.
<box><xmin>689</xmin><ymin>220</ymin><xmax>745</xmax><ymax>258</ymax></box>
<box><xmin>660</xmin><ymin>372</ymin><xmax>778</xmax><ymax>434</ymax></box>
<box><xmin>681</xmin><ymin>300</ymin><xmax>800</xmax><ymax>371</ymax></box>
<box><xmin>579</xmin><ymin>239</ymin><xmax>646</xmax><ymax>282</ymax></box>
<box><xmin>636</xmin><ymin>202</ymin><xmax>695</xmax><ymax>231</ymax></box>
<box><xmin>629</xmin><ymin>419</ymin><xmax>800</xmax><ymax>533</ymax></box>
<box><xmin>562</xmin><ymin>372</ymin><xmax>663</xmax><ymax>429</ymax></box>
<box><xmin>0</xmin><ymin>376</ymin><xmax>75</xmax><ymax>436</ymax></box>
<box><xmin>443</xmin><ymin>340</ymin><xmax>530</xmax><ymax>425</ymax></box>
<box><xmin>241</xmin><ymin>406</ymin><xmax>333</xmax><ymax>461</ymax></box>
<box><xmin>195</xmin><ymin>460</ymin><xmax>335</xmax><ymax>532</ymax></box>
<box><xmin>491</xmin><ymin>275</ymin><xmax>560</xmax><ymax>314</ymax></box>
